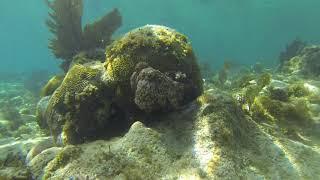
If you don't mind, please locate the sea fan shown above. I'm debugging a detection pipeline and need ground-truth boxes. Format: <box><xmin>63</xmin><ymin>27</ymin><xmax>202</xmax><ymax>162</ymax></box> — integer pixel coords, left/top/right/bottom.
<box><xmin>82</xmin><ymin>8</ymin><xmax>122</xmax><ymax>50</ymax></box>
<box><xmin>46</xmin><ymin>0</ymin><xmax>83</xmax><ymax>60</ymax></box>
<box><xmin>45</xmin><ymin>0</ymin><xmax>122</xmax><ymax>71</ymax></box>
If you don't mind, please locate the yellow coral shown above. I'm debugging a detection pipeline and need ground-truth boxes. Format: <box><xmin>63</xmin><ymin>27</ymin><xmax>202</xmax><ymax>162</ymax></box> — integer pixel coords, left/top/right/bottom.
<box><xmin>197</xmin><ymin>91</ymin><xmax>215</xmax><ymax>105</ymax></box>
<box><xmin>105</xmin><ymin>57</ymin><xmax>135</xmax><ymax>83</ymax></box>
<box><xmin>257</xmin><ymin>72</ymin><xmax>271</xmax><ymax>88</ymax></box>
<box><xmin>40</xmin><ymin>74</ymin><xmax>64</xmax><ymax>97</ymax></box>
<box><xmin>251</xmin><ymin>95</ymin><xmax>311</xmax><ymax>123</ymax></box>
<box><xmin>206</xmin><ymin>148</ymin><xmax>221</xmax><ymax>175</ymax></box>
<box><xmin>47</xmin><ymin>64</ymin><xmax>100</xmax><ymax>110</ymax></box>
<box><xmin>281</xmin><ymin>56</ymin><xmax>303</xmax><ymax>74</ymax></box>
<box><xmin>251</xmin><ymin>96</ymin><xmax>276</xmax><ymax>122</ymax></box>
<box><xmin>104</xmin><ymin>25</ymin><xmax>202</xmax><ymax>93</ymax></box>
<box><xmin>43</xmin><ymin>146</ymin><xmax>82</xmax><ymax>179</ymax></box>
<box><xmin>288</xmin><ymin>82</ymin><xmax>310</xmax><ymax>97</ymax></box>
<box><xmin>45</xmin><ymin>64</ymin><xmax>102</xmax><ymax>142</ymax></box>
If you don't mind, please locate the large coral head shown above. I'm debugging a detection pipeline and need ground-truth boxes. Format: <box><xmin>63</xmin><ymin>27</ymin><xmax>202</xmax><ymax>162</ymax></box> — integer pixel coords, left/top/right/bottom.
<box><xmin>104</xmin><ymin>25</ymin><xmax>203</xmax><ymax>112</ymax></box>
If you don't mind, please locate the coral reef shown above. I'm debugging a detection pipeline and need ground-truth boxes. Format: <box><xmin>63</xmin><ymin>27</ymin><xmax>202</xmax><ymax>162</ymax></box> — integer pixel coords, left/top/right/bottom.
<box><xmin>3</xmin><ymin>21</ymin><xmax>320</xmax><ymax>179</ymax></box>
<box><xmin>28</xmin><ymin>147</ymin><xmax>62</xmax><ymax>180</ymax></box>
<box><xmin>40</xmin><ymin>74</ymin><xmax>64</xmax><ymax>97</ymax></box>
<box><xmin>0</xmin><ymin>82</ymin><xmax>49</xmax><ymax>179</ymax></box>
<box><xmin>45</xmin><ymin>63</ymin><xmax>124</xmax><ymax>145</ymax></box>
<box><xmin>239</xmin><ymin>72</ymin><xmax>271</xmax><ymax>109</ymax></box>
<box><xmin>279</xmin><ymin>38</ymin><xmax>306</xmax><ymax>66</ymax></box>
<box><xmin>0</xmin><ymin>103</ymin><xmax>22</xmax><ymax>130</ymax></box>
<box><xmin>251</xmin><ymin>95</ymin><xmax>311</xmax><ymax>123</ymax></box>
<box><xmin>1</xmin><ymin>48</ymin><xmax>320</xmax><ymax>180</ymax></box>
<box><xmin>104</xmin><ymin>25</ymin><xmax>201</xmax><ymax>85</ymax></box>
<box><xmin>42</xmin><ymin>25</ymin><xmax>203</xmax><ymax>145</ymax></box>
<box><xmin>300</xmin><ymin>46</ymin><xmax>320</xmax><ymax>76</ymax></box>
<box><xmin>36</xmin><ymin>96</ymin><xmax>51</xmax><ymax>129</ymax></box>
<box><xmin>104</xmin><ymin>25</ymin><xmax>203</xmax><ymax>108</ymax></box>
<box><xmin>0</xmin><ymin>81</ymin><xmax>41</xmax><ymax>139</ymax></box>
<box><xmin>131</xmin><ymin>66</ymin><xmax>184</xmax><ymax>112</ymax></box>
<box><xmin>46</xmin><ymin>0</ymin><xmax>122</xmax><ymax>71</ymax></box>
<box><xmin>43</xmin><ymin>146</ymin><xmax>82</xmax><ymax>179</ymax></box>
<box><xmin>268</xmin><ymin>86</ymin><xmax>289</xmax><ymax>101</ymax></box>
<box><xmin>23</xmin><ymin>89</ymin><xmax>320</xmax><ymax>179</ymax></box>
<box><xmin>280</xmin><ymin>45</ymin><xmax>320</xmax><ymax>77</ymax></box>
<box><xmin>68</xmin><ymin>50</ymin><xmax>105</xmax><ymax>69</ymax></box>
<box><xmin>46</xmin><ymin>0</ymin><xmax>83</xmax><ymax>61</ymax></box>
<box><xmin>0</xmin><ymin>137</ymin><xmax>52</xmax><ymax>179</ymax></box>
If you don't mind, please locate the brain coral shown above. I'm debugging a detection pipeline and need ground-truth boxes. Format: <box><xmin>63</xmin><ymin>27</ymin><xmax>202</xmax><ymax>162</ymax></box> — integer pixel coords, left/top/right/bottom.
<box><xmin>41</xmin><ymin>25</ymin><xmax>204</xmax><ymax>145</ymax></box>
<box><xmin>104</xmin><ymin>25</ymin><xmax>203</xmax><ymax>109</ymax></box>
<box><xmin>45</xmin><ymin>63</ymin><xmax>117</xmax><ymax>145</ymax></box>
<box><xmin>131</xmin><ymin>66</ymin><xmax>184</xmax><ymax>112</ymax></box>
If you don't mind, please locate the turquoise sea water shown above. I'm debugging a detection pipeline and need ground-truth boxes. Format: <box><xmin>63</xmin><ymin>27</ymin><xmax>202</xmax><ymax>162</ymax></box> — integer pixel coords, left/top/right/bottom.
<box><xmin>1</xmin><ymin>1</ymin><xmax>320</xmax><ymax>179</ymax></box>
<box><xmin>1</xmin><ymin>0</ymin><xmax>320</xmax><ymax>73</ymax></box>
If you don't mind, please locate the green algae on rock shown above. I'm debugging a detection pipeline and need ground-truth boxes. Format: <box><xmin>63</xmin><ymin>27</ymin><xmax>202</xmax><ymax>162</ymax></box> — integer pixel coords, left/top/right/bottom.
<box><xmin>68</xmin><ymin>50</ymin><xmax>106</xmax><ymax>69</ymax></box>
<box><xmin>40</xmin><ymin>25</ymin><xmax>204</xmax><ymax>145</ymax></box>
<box><xmin>279</xmin><ymin>38</ymin><xmax>307</xmax><ymax>67</ymax></box>
<box><xmin>131</xmin><ymin>66</ymin><xmax>185</xmax><ymax>112</ymax></box>
<box><xmin>104</xmin><ymin>25</ymin><xmax>203</xmax><ymax>94</ymax></box>
<box><xmin>0</xmin><ymin>137</ymin><xmax>52</xmax><ymax>179</ymax></box>
<box><xmin>280</xmin><ymin>45</ymin><xmax>320</xmax><ymax>77</ymax></box>
<box><xmin>28</xmin><ymin>90</ymin><xmax>320</xmax><ymax>179</ymax></box>
<box><xmin>28</xmin><ymin>147</ymin><xmax>62</xmax><ymax>180</ymax></box>
<box><xmin>45</xmin><ymin>63</ymin><xmax>121</xmax><ymax>145</ymax></box>
<box><xmin>104</xmin><ymin>25</ymin><xmax>203</xmax><ymax>112</ymax></box>
<box><xmin>36</xmin><ymin>96</ymin><xmax>51</xmax><ymax>130</ymax></box>
<box><xmin>40</xmin><ymin>75</ymin><xmax>64</xmax><ymax>97</ymax></box>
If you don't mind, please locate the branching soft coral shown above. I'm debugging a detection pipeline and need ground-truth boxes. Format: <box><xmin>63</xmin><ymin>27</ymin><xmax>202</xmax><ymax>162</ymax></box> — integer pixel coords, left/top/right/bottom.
<box><xmin>46</xmin><ymin>0</ymin><xmax>122</xmax><ymax>71</ymax></box>
<box><xmin>82</xmin><ymin>8</ymin><xmax>122</xmax><ymax>50</ymax></box>
<box><xmin>46</xmin><ymin>0</ymin><xmax>83</xmax><ymax>61</ymax></box>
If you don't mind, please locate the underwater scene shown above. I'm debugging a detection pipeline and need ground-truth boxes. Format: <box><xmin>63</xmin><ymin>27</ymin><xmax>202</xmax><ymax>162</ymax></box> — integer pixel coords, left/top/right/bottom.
<box><xmin>1</xmin><ymin>0</ymin><xmax>320</xmax><ymax>179</ymax></box>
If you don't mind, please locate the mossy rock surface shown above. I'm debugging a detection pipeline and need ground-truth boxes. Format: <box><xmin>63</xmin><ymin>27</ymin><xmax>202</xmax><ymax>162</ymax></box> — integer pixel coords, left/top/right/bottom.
<box><xmin>46</xmin><ymin>63</ymin><xmax>102</xmax><ymax>120</ymax></box>
<box><xmin>104</xmin><ymin>25</ymin><xmax>203</xmax><ymax>96</ymax></box>
<box><xmin>45</xmin><ymin>63</ymin><xmax>117</xmax><ymax>145</ymax></box>
<box><xmin>281</xmin><ymin>45</ymin><xmax>320</xmax><ymax>77</ymax></box>
<box><xmin>41</xmin><ymin>25</ymin><xmax>204</xmax><ymax>145</ymax></box>
<box><xmin>40</xmin><ymin>75</ymin><xmax>65</xmax><ymax>97</ymax></box>
<box><xmin>33</xmin><ymin>90</ymin><xmax>320</xmax><ymax>179</ymax></box>
<box><xmin>68</xmin><ymin>50</ymin><xmax>105</xmax><ymax>70</ymax></box>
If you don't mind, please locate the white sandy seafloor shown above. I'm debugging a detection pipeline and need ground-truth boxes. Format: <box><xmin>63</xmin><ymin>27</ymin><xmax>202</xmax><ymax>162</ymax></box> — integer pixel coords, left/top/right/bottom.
<box><xmin>0</xmin><ymin>76</ymin><xmax>320</xmax><ymax>179</ymax></box>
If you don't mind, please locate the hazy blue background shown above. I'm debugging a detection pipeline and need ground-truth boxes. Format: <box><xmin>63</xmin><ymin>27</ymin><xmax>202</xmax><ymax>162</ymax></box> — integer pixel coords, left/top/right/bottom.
<box><xmin>1</xmin><ymin>0</ymin><xmax>320</xmax><ymax>73</ymax></box>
